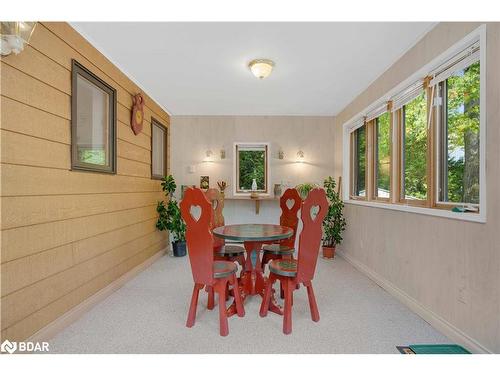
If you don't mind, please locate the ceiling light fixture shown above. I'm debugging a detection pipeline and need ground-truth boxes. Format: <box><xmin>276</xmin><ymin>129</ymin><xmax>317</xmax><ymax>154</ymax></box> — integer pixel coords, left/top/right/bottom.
<box><xmin>248</xmin><ymin>59</ymin><xmax>275</xmax><ymax>79</ymax></box>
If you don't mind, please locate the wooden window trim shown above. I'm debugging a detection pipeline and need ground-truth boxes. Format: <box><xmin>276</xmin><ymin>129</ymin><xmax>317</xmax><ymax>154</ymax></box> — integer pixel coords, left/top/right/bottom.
<box><xmin>71</xmin><ymin>59</ymin><xmax>117</xmax><ymax>174</ymax></box>
<box><xmin>433</xmin><ymin>79</ymin><xmax>480</xmax><ymax>213</ymax></box>
<box><xmin>394</xmin><ymin>108</ymin><xmax>402</xmax><ymax>204</ymax></box>
<box><xmin>427</xmin><ymin>83</ymin><xmax>436</xmax><ymax>208</ymax></box>
<box><xmin>151</xmin><ymin>117</ymin><xmax>168</xmax><ymax>180</ymax></box>
<box><xmin>396</xmin><ymin>91</ymin><xmax>430</xmax><ymax>207</ymax></box>
<box><xmin>371</xmin><ymin>115</ymin><xmax>392</xmax><ymax>203</ymax></box>
<box><xmin>350</xmin><ymin>84</ymin><xmax>480</xmax><ymax>213</ymax></box>
<box><xmin>235</xmin><ymin>143</ymin><xmax>269</xmax><ymax>194</ymax></box>
<box><xmin>346</xmin><ymin>29</ymin><xmax>484</xmax><ymax>220</ymax></box>
<box><xmin>349</xmin><ymin>125</ymin><xmax>368</xmax><ymax>201</ymax></box>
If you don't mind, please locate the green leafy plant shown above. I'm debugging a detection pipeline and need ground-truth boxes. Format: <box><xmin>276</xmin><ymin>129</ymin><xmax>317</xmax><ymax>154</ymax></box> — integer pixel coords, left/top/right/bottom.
<box><xmin>156</xmin><ymin>175</ymin><xmax>186</xmax><ymax>242</ymax></box>
<box><xmin>322</xmin><ymin>176</ymin><xmax>346</xmax><ymax>247</ymax></box>
<box><xmin>295</xmin><ymin>182</ymin><xmax>319</xmax><ymax>199</ymax></box>
<box><xmin>238</xmin><ymin>149</ymin><xmax>265</xmax><ymax>190</ymax></box>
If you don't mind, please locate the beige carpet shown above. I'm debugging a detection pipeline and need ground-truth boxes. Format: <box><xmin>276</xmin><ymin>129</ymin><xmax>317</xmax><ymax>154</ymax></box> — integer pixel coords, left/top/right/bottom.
<box><xmin>49</xmin><ymin>254</ymin><xmax>450</xmax><ymax>353</ymax></box>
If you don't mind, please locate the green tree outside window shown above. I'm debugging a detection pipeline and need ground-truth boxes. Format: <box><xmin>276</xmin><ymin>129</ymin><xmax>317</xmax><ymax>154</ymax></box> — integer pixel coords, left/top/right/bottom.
<box><xmin>403</xmin><ymin>92</ymin><xmax>428</xmax><ymax>200</ymax></box>
<box><xmin>376</xmin><ymin>112</ymin><xmax>391</xmax><ymax>197</ymax></box>
<box><xmin>442</xmin><ymin>62</ymin><xmax>480</xmax><ymax>204</ymax></box>
<box><xmin>237</xmin><ymin>146</ymin><xmax>267</xmax><ymax>191</ymax></box>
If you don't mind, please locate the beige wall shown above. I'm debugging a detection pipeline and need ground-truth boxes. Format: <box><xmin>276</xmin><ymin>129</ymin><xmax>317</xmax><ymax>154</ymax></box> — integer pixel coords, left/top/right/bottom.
<box><xmin>0</xmin><ymin>22</ymin><xmax>169</xmax><ymax>341</ymax></box>
<box><xmin>172</xmin><ymin>116</ymin><xmax>336</xmax><ymax>190</ymax></box>
<box><xmin>334</xmin><ymin>23</ymin><xmax>500</xmax><ymax>353</ymax></box>
<box><xmin>171</xmin><ymin>116</ymin><xmax>336</xmax><ymax>224</ymax></box>
<box><xmin>171</xmin><ymin>116</ymin><xmax>333</xmax><ymax>223</ymax></box>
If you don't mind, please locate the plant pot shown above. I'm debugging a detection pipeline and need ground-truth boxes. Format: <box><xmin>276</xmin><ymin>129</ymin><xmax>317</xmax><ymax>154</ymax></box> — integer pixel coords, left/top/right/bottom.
<box><xmin>322</xmin><ymin>245</ymin><xmax>335</xmax><ymax>259</ymax></box>
<box><xmin>172</xmin><ymin>241</ymin><xmax>187</xmax><ymax>257</ymax></box>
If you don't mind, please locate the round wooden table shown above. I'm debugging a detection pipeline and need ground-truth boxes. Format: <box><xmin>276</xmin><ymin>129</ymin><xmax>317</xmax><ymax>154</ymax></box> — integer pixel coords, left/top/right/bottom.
<box><xmin>213</xmin><ymin>224</ymin><xmax>293</xmax><ymax>316</ymax></box>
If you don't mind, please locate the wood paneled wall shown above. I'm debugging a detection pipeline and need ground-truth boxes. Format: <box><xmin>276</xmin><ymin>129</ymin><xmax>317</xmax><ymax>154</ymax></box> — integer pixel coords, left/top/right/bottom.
<box><xmin>0</xmin><ymin>22</ymin><xmax>170</xmax><ymax>341</ymax></box>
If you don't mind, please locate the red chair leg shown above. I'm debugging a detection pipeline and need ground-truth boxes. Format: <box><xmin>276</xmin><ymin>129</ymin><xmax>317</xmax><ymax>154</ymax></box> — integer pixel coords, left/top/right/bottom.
<box><xmin>216</xmin><ymin>281</ymin><xmax>229</xmax><ymax>336</ymax></box>
<box><xmin>279</xmin><ymin>281</ymin><xmax>293</xmax><ymax>304</ymax></box>
<box><xmin>304</xmin><ymin>281</ymin><xmax>319</xmax><ymax>322</ymax></box>
<box><xmin>186</xmin><ymin>283</ymin><xmax>203</xmax><ymax>328</ymax></box>
<box><xmin>231</xmin><ymin>274</ymin><xmax>245</xmax><ymax>317</ymax></box>
<box><xmin>261</xmin><ymin>253</ymin><xmax>269</xmax><ymax>273</ymax></box>
<box><xmin>207</xmin><ymin>286</ymin><xmax>215</xmax><ymax>310</ymax></box>
<box><xmin>283</xmin><ymin>278</ymin><xmax>293</xmax><ymax>334</ymax></box>
<box><xmin>259</xmin><ymin>274</ymin><xmax>275</xmax><ymax>317</ymax></box>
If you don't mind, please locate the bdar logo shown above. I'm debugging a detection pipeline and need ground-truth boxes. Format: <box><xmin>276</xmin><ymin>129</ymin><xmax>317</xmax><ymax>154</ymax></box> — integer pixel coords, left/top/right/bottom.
<box><xmin>1</xmin><ymin>340</ymin><xmax>17</xmax><ymax>354</ymax></box>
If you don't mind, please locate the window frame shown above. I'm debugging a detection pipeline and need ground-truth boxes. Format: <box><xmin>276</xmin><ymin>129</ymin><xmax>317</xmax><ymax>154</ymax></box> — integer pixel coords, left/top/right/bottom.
<box><xmin>151</xmin><ymin>117</ymin><xmax>168</xmax><ymax>180</ymax></box>
<box><xmin>71</xmin><ymin>59</ymin><xmax>117</xmax><ymax>174</ymax></box>
<box><xmin>371</xmin><ymin>112</ymin><xmax>392</xmax><ymax>202</ymax></box>
<box><xmin>342</xmin><ymin>26</ymin><xmax>486</xmax><ymax>223</ymax></box>
<box><xmin>434</xmin><ymin>70</ymin><xmax>481</xmax><ymax>210</ymax></box>
<box><xmin>233</xmin><ymin>142</ymin><xmax>271</xmax><ymax>196</ymax></box>
<box><xmin>349</xmin><ymin>124</ymin><xmax>368</xmax><ymax>200</ymax></box>
<box><xmin>395</xmin><ymin>89</ymin><xmax>433</xmax><ymax>207</ymax></box>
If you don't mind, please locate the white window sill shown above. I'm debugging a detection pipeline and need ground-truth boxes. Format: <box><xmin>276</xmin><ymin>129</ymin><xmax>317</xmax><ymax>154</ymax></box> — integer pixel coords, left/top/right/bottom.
<box><xmin>345</xmin><ymin>199</ymin><xmax>486</xmax><ymax>223</ymax></box>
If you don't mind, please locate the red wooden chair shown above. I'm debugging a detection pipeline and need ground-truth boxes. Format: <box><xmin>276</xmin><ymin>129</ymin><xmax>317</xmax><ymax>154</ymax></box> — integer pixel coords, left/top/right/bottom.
<box><xmin>180</xmin><ymin>188</ymin><xmax>245</xmax><ymax>336</ymax></box>
<box><xmin>204</xmin><ymin>188</ymin><xmax>245</xmax><ymax>270</ymax></box>
<box><xmin>261</xmin><ymin>188</ymin><xmax>302</xmax><ymax>272</ymax></box>
<box><xmin>259</xmin><ymin>188</ymin><xmax>328</xmax><ymax>334</ymax></box>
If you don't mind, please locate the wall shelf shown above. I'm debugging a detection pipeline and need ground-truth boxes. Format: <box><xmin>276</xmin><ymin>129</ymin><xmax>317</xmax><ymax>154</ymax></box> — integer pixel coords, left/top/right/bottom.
<box><xmin>224</xmin><ymin>196</ymin><xmax>279</xmax><ymax>214</ymax></box>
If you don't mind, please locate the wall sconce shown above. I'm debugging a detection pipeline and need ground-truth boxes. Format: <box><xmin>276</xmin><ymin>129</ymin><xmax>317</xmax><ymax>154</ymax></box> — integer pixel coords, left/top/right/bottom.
<box><xmin>204</xmin><ymin>150</ymin><xmax>214</xmax><ymax>162</ymax></box>
<box><xmin>296</xmin><ymin>150</ymin><xmax>305</xmax><ymax>163</ymax></box>
<box><xmin>220</xmin><ymin>149</ymin><xmax>226</xmax><ymax>160</ymax></box>
<box><xmin>278</xmin><ymin>149</ymin><xmax>284</xmax><ymax>160</ymax></box>
<box><xmin>0</xmin><ymin>22</ymin><xmax>36</xmax><ymax>56</ymax></box>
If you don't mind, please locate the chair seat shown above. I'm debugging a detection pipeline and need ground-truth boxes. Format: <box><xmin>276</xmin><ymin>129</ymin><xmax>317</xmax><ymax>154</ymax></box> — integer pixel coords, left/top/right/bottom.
<box><xmin>269</xmin><ymin>259</ymin><xmax>297</xmax><ymax>277</ymax></box>
<box><xmin>262</xmin><ymin>243</ymin><xmax>294</xmax><ymax>255</ymax></box>
<box><xmin>215</xmin><ymin>244</ymin><xmax>245</xmax><ymax>257</ymax></box>
<box><xmin>213</xmin><ymin>260</ymin><xmax>238</xmax><ymax>279</ymax></box>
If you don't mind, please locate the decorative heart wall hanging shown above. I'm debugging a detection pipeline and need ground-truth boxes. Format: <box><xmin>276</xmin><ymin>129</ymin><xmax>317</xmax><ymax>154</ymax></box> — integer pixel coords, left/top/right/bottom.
<box><xmin>131</xmin><ymin>93</ymin><xmax>145</xmax><ymax>135</ymax></box>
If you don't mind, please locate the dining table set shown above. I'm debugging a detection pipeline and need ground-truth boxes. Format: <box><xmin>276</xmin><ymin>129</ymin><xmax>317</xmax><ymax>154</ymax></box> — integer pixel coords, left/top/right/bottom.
<box><xmin>213</xmin><ymin>223</ymin><xmax>294</xmax><ymax>316</ymax></box>
<box><xmin>179</xmin><ymin>186</ymin><xmax>328</xmax><ymax>336</ymax></box>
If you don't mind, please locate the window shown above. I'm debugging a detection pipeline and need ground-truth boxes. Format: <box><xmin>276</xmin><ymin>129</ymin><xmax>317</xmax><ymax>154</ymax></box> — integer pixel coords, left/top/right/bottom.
<box><xmin>71</xmin><ymin>60</ymin><xmax>116</xmax><ymax>173</ymax></box>
<box><xmin>344</xmin><ymin>30</ymin><xmax>484</xmax><ymax>221</ymax></box>
<box><xmin>151</xmin><ymin>118</ymin><xmax>168</xmax><ymax>179</ymax></box>
<box><xmin>374</xmin><ymin>112</ymin><xmax>391</xmax><ymax>199</ymax></box>
<box><xmin>438</xmin><ymin>61</ymin><xmax>480</xmax><ymax>205</ymax></box>
<box><xmin>351</xmin><ymin>125</ymin><xmax>367</xmax><ymax>198</ymax></box>
<box><xmin>401</xmin><ymin>91</ymin><xmax>428</xmax><ymax>202</ymax></box>
<box><xmin>234</xmin><ymin>143</ymin><xmax>269</xmax><ymax>194</ymax></box>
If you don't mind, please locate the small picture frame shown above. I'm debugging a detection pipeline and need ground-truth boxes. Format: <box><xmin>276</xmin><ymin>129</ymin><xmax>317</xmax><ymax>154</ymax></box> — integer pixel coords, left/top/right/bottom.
<box><xmin>200</xmin><ymin>176</ymin><xmax>209</xmax><ymax>190</ymax></box>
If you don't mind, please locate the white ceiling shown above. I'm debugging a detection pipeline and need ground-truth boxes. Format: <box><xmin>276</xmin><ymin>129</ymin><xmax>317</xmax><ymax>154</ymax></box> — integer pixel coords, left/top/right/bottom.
<box><xmin>71</xmin><ymin>22</ymin><xmax>435</xmax><ymax>116</ymax></box>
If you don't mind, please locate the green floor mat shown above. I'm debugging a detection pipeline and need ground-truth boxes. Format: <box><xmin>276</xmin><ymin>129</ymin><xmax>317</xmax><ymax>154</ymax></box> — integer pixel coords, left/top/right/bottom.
<box><xmin>409</xmin><ymin>344</ymin><xmax>471</xmax><ymax>354</ymax></box>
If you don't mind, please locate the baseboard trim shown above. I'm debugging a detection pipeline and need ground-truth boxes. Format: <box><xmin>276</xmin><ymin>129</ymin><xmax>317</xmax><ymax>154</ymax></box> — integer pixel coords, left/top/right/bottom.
<box><xmin>28</xmin><ymin>248</ymin><xmax>167</xmax><ymax>343</ymax></box>
<box><xmin>337</xmin><ymin>249</ymin><xmax>492</xmax><ymax>354</ymax></box>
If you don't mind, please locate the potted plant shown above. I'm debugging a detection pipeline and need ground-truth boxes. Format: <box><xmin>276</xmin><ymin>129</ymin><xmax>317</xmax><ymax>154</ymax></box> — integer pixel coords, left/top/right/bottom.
<box><xmin>156</xmin><ymin>175</ymin><xmax>187</xmax><ymax>257</ymax></box>
<box><xmin>322</xmin><ymin>176</ymin><xmax>346</xmax><ymax>259</ymax></box>
<box><xmin>295</xmin><ymin>182</ymin><xmax>319</xmax><ymax>199</ymax></box>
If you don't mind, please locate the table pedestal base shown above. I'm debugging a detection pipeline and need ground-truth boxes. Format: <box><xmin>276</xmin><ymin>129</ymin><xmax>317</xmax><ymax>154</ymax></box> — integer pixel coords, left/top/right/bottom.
<box><xmin>210</xmin><ymin>228</ymin><xmax>293</xmax><ymax>318</ymax></box>
<box><xmin>226</xmin><ymin>242</ymin><xmax>284</xmax><ymax>317</ymax></box>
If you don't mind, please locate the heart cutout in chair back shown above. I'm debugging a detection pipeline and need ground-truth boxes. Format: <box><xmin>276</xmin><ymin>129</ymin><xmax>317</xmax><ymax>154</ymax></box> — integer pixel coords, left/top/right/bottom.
<box><xmin>190</xmin><ymin>205</ymin><xmax>202</xmax><ymax>222</ymax></box>
<box><xmin>309</xmin><ymin>205</ymin><xmax>320</xmax><ymax>221</ymax></box>
<box><xmin>286</xmin><ymin>199</ymin><xmax>295</xmax><ymax>210</ymax></box>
